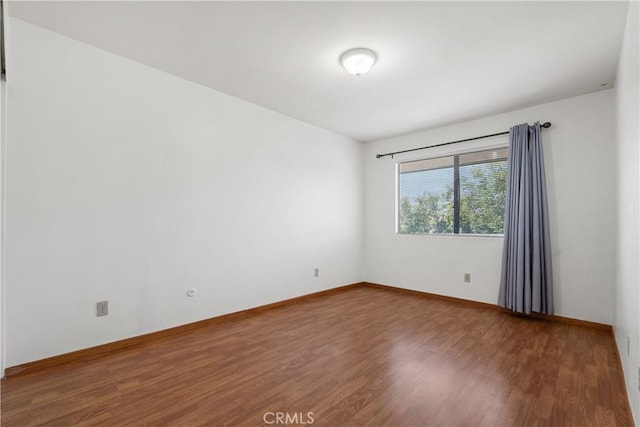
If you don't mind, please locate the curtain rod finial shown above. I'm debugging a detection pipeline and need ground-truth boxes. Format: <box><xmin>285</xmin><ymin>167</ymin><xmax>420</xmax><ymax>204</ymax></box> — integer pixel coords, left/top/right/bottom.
<box><xmin>541</xmin><ymin>122</ymin><xmax>552</xmax><ymax>128</ymax></box>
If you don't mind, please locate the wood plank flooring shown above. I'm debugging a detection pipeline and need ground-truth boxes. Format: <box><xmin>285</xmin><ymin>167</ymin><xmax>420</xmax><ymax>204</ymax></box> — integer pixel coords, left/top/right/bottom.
<box><xmin>1</xmin><ymin>286</ymin><xmax>633</xmax><ymax>426</ymax></box>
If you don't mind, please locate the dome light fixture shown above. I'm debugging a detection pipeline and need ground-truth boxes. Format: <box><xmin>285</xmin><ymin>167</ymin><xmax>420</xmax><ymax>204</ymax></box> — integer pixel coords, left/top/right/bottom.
<box><xmin>340</xmin><ymin>48</ymin><xmax>377</xmax><ymax>76</ymax></box>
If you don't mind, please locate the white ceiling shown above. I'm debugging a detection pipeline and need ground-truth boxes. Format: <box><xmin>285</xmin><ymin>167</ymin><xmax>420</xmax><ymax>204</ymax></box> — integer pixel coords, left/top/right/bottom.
<box><xmin>8</xmin><ymin>1</ymin><xmax>629</xmax><ymax>142</ymax></box>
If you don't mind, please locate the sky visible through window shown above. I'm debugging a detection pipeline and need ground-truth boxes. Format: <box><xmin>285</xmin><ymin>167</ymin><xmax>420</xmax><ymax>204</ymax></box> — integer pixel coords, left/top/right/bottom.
<box><xmin>400</xmin><ymin>168</ymin><xmax>453</xmax><ymax>201</ymax></box>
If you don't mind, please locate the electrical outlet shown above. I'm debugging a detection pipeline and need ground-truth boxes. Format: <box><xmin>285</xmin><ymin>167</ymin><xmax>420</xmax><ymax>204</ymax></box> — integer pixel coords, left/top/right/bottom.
<box><xmin>97</xmin><ymin>301</ymin><xmax>108</xmax><ymax>317</ymax></box>
<box><xmin>464</xmin><ymin>273</ymin><xmax>471</xmax><ymax>283</ymax></box>
<box><xmin>627</xmin><ymin>335</ymin><xmax>631</xmax><ymax>356</ymax></box>
<box><xmin>314</xmin><ymin>268</ymin><xmax>319</xmax><ymax>278</ymax></box>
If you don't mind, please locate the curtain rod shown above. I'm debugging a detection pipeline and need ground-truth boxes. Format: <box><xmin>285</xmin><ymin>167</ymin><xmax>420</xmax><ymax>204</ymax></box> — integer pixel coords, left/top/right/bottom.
<box><xmin>375</xmin><ymin>121</ymin><xmax>552</xmax><ymax>159</ymax></box>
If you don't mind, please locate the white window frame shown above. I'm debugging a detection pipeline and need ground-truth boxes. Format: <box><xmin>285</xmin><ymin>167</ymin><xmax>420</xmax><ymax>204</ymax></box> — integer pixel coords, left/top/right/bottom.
<box><xmin>395</xmin><ymin>142</ymin><xmax>509</xmax><ymax>237</ymax></box>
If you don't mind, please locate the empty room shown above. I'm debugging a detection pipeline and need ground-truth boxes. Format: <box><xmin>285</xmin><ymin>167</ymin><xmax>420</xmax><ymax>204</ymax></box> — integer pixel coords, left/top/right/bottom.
<box><xmin>0</xmin><ymin>1</ymin><xmax>639</xmax><ymax>426</ymax></box>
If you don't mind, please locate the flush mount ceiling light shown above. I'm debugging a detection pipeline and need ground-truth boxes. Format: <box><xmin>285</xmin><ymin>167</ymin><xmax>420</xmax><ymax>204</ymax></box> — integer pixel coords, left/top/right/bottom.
<box><xmin>340</xmin><ymin>48</ymin><xmax>377</xmax><ymax>76</ymax></box>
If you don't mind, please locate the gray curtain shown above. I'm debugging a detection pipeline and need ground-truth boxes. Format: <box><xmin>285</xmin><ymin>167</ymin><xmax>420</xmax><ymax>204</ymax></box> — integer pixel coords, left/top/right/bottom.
<box><xmin>498</xmin><ymin>122</ymin><xmax>553</xmax><ymax>315</ymax></box>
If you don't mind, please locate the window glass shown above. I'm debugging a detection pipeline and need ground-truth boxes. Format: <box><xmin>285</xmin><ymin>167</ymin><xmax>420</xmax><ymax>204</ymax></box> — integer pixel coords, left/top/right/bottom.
<box><xmin>398</xmin><ymin>147</ymin><xmax>507</xmax><ymax>235</ymax></box>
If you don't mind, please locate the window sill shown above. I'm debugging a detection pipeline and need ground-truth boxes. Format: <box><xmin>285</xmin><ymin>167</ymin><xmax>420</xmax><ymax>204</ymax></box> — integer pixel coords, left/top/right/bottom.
<box><xmin>396</xmin><ymin>232</ymin><xmax>504</xmax><ymax>239</ymax></box>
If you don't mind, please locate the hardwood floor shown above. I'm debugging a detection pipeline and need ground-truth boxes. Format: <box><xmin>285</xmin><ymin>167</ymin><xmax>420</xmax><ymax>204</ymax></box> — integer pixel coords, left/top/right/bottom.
<box><xmin>1</xmin><ymin>285</ymin><xmax>633</xmax><ymax>426</ymax></box>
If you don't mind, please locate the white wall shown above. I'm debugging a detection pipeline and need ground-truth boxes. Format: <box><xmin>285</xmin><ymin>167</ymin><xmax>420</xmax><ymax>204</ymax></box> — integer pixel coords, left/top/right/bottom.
<box><xmin>4</xmin><ymin>19</ymin><xmax>363</xmax><ymax>368</ymax></box>
<box><xmin>363</xmin><ymin>89</ymin><xmax>616</xmax><ymax>325</ymax></box>
<box><xmin>614</xmin><ymin>1</ymin><xmax>640</xmax><ymax>423</ymax></box>
<box><xmin>1</xmin><ymin>1</ymin><xmax>8</xmax><ymax>375</ymax></box>
<box><xmin>1</xmin><ymin>72</ymin><xmax>5</xmax><ymax>376</ymax></box>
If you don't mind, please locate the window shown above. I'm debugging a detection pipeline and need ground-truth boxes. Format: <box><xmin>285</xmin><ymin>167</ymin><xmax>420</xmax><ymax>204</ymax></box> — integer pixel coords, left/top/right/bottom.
<box><xmin>398</xmin><ymin>147</ymin><xmax>508</xmax><ymax>235</ymax></box>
